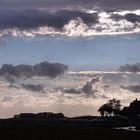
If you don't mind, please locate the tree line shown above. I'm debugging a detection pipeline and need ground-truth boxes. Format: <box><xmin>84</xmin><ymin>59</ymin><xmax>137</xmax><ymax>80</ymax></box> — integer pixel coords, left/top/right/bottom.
<box><xmin>98</xmin><ymin>98</ymin><xmax>140</xmax><ymax>117</ymax></box>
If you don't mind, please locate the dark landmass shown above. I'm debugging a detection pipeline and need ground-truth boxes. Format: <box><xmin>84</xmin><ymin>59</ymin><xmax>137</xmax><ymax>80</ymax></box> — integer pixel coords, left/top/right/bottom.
<box><xmin>0</xmin><ymin>113</ymin><xmax>140</xmax><ymax>140</ymax></box>
<box><xmin>0</xmin><ymin>99</ymin><xmax>140</xmax><ymax>140</ymax></box>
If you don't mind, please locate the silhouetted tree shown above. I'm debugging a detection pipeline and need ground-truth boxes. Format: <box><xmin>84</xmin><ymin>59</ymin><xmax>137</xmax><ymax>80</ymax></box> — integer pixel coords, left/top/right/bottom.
<box><xmin>98</xmin><ymin>99</ymin><xmax>121</xmax><ymax>117</ymax></box>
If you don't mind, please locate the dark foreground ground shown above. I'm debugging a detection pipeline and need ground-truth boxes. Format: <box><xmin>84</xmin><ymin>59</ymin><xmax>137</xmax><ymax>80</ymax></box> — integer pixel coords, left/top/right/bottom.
<box><xmin>0</xmin><ymin>117</ymin><xmax>140</xmax><ymax>140</ymax></box>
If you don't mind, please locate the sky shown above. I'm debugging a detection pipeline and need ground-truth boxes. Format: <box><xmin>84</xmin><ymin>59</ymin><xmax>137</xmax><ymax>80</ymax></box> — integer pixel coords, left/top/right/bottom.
<box><xmin>0</xmin><ymin>0</ymin><xmax>140</xmax><ymax>118</ymax></box>
<box><xmin>0</xmin><ymin>0</ymin><xmax>140</xmax><ymax>70</ymax></box>
<box><xmin>1</xmin><ymin>70</ymin><xmax>140</xmax><ymax>118</ymax></box>
<box><xmin>0</xmin><ymin>35</ymin><xmax>140</xmax><ymax>71</ymax></box>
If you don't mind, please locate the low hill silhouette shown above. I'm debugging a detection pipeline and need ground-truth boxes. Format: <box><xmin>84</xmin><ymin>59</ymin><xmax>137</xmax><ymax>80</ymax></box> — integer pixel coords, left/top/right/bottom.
<box><xmin>121</xmin><ymin>99</ymin><xmax>140</xmax><ymax>117</ymax></box>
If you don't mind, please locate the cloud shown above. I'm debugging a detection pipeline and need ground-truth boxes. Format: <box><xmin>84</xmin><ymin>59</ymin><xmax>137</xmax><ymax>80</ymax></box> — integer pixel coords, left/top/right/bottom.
<box><xmin>0</xmin><ymin>2</ymin><xmax>140</xmax><ymax>38</ymax></box>
<box><xmin>64</xmin><ymin>76</ymin><xmax>102</xmax><ymax>95</ymax></box>
<box><xmin>119</xmin><ymin>63</ymin><xmax>140</xmax><ymax>73</ymax></box>
<box><xmin>124</xmin><ymin>13</ymin><xmax>140</xmax><ymax>23</ymax></box>
<box><xmin>112</xmin><ymin>10</ymin><xmax>140</xmax><ymax>16</ymax></box>
<box><xmin>111</xmin><ymin>13</ymin><xmax>140</xmax><ymax>23</ymax></box>
<box><xmin>0</xmin><ymin>9</ymin><xmax>140</xmax><ymax>37</ymax></box>
<box><xmin>82</xmin><ymin>76</ymin><xmax>102</xmax><ymax>94</ymax></box>
<box><xmin>0</xmin><ymin>10</ymin><xmax>98</xmax><ymax>30</ymax></box>
<box><xmin>2</xmin><ymin>96</ymin><xmax>13</xmax><ymax>102</ymax></box>
<box><xmin>120</xmin><ymin>85</ymin><xmax>140</xmax><ymax>93</ymax></box>
<box><xmin>21</xmin><ymin>84</ymin><xmax>44</xmax><ymax>92</ymax></box>
<box><xmin>65</xmin><ymin>88</ymin><xmax>81</xmax><ymax>94</ymax></box>
<box><xmin>8</xmin><ymin>84</ymin><xmax>45</xmax><ymax>94</ymax></box>
<box><xmin>33</xmin><ymin>61</ymin><xmax>68</xmax><ymax>78</ymax></box>
<box><xmin>0</xmin><ymin>61</ymin><xmax>68</xmax><ymax>80</ymax></box>
<box><xmin>1</xmin><ymin>71</ymin><xmax>140</xmax><ymax>118</ymax></box>
<box><xmin>0</xmin><ymin>0</ymin><xmax>140</xmax><ymax>10</ymax></box>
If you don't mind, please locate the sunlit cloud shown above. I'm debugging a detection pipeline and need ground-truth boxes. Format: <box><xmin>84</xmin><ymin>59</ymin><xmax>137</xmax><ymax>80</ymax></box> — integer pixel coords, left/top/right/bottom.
<box><xmin>112</xmin><ymin>9</ymin><xmax>140</xmax><ymax>16</ymax></box>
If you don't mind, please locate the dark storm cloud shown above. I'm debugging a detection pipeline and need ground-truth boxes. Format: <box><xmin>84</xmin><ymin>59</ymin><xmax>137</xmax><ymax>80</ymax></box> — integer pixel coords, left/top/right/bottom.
<box><xmin>33</xmin><ymin>61</ymin><xmax>68</xmax><ymax>78</ymax></box>
<box><xmin>119</xmin><ymin>63</ymin><xmax>140</xmax><ymax>73</ymax></box>
<box><xmin>124</xmin><ymin>13</ymin><xmax>140</xmax><ymax>23</ymax></box>
<box><xmin>0</xmin><ymin>10</ymin><xmax>98</xmax><ymax>30</ymax></box>
<box><xmin>0</xmin><ymin>0</ymin><xmax>140</xmax><ymax>10</ymax></box>
<box><xmin>120</xmin><ymin>85</ymin><xmax>140</xmax><ymax>93</ymax></box>
<box><xmin>0</xmin><ymin>1</ymin><xmax>140</xmax><ymax>37</ymax></box>
<box><xmin>111</xmin><ymin>13</ymin><xmax>140</xmax><ymax>23</ymax></box>
<box><xmin>0</xmin><ymin>61</ymin><xmax>68</xmax><ymax>80</ymax></box>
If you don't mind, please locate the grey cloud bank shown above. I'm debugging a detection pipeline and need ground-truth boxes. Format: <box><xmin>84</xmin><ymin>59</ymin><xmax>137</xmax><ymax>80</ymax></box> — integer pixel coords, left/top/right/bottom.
<box><xmin>0</xmin><ymin>10</ymin><xmax>98</xmax><ymax>30</ymax></box>
<box><xmin>0</xmin><ymin>61</ymin><xmax>68</xmax><ymax>80</ymax></box>
<box><xmin>121</xmin><ymin>85</ymin><xmax>140</xmax><ymax>93</ymax></box>
<box><xmin>119</xmin><ymin>63</ymin><xmax>140</xmax><ymax>73</ymax></box>
<box><xmin>112</xmin><ymin>13</ymin><xmax>140</xmax><ymax>23</ymax></box>
<box><xmin>21</xmin><ymin>84</ymin><xmax>44</xmax><ymax>92</ymax></box>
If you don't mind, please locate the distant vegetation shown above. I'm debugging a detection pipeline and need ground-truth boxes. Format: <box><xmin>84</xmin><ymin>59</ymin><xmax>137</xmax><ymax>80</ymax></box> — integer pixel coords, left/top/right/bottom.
<box><xmin>98</xmin><ymin>99</ymin><xmax>121</xmax><ymax>117</ymax></box>
<box><xmin>98</xmin><ymin>98</ymin><xmax>140</xmax><ymax>118</ymax></box>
